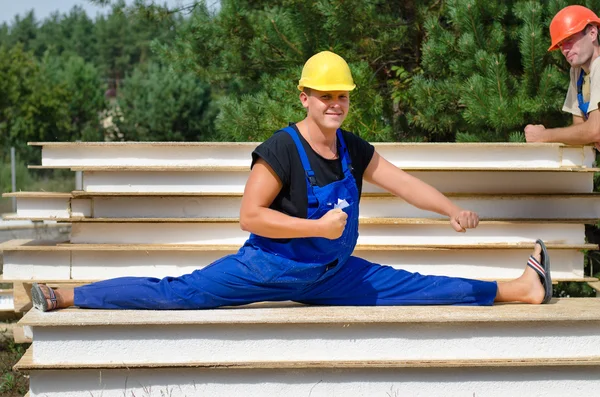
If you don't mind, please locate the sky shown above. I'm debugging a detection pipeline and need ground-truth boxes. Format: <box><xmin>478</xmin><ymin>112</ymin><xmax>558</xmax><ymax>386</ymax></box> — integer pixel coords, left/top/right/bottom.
<box><xmin>0</xmin><ymin>0</ymin><xmax>186</xmax><ymax>24</ymax></box>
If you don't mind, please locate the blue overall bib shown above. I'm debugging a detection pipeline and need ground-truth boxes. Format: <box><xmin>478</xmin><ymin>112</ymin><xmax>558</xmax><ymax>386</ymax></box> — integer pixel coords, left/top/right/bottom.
<box><xmin>577</xmin><ymin>70</ymin><xmax>590</xmax><ymax>118</ymax></box>
<box><xmin>75</xmin><ymin>127</ymin><xmax>497</xmax><ymax>309</ymax></box>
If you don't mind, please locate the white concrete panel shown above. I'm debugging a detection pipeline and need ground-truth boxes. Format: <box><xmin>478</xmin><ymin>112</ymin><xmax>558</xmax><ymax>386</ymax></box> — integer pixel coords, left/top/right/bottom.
<box><xmin>83</xmin><ymin>194</ymin><xmax>600</xmax><ymax>220</ymax></box>
<box><xmin>32</xmin><ymin>321</ymin><xmax>600</xmax><ymax>364</ymax></box>
<box><xmin>361</xmin><ymin>195</ymin><xmax>600</xmax><ymax>219</ymax></box>
<box><xmin>82</xmin><ymin>170</ymin><xmax>594</xmax><ymax>194</ymax></box>
<box><xmin>28</xmin><ymin>367</ymin><xmax>600</xmax><ymax>397</ymax></box>
<box><xmin>406</xmin><ymin>171</ymin><xmax>593</xmax><ymax>194</ymax></box>
<box><xmin>561</xmin><ymin>146</ymin><xmax>588</xmax><ymax>167</ymax></box>
<box><xmin>70</xmin><ymin>250</ymin><xmax>236</xmax><ymax>279</ymax></box>
<box><xmin>83</xmin><ymin>171</ymin><xmax>251</xmax><ymax>193</ymax></box>
<box><xmin>583</xmin><ymin>145</ymin><xmax>597</xmax><ymax>167</ymax></box>
<box><xmin>0</xmin><ymin>291</ymin><xmax>13</xmax><ymax>311</ymax></box>
<box><xmin>40</xmin><ymin>142</ymin><xmax>595</xmax><ymax>168</ymax></box>
<box><xmin>42</xmin><ymin>144</ymin><xmax>256</xmax><ymax>167</ymax></box>
<box><xmin>16</xmin><ymin>197</ymin><xmax>70</xmax><ymax>218</ymax></box>
<box><xmin>356</xmin><ymin>223</ymin><xmax>584</xmax><ymax>245</ymax></box>
<box><xmin>70</xmin><ymin>199</ymin><xmax>91</xmax><ymax>217</ymax></box>
<box><xmin>66</xmin><ymin>249</ymin><xmax>584</xmax><ymax>281</ymax></box>
<box><xmin>357</xmin><ymin>248</ymin><xmax>585</xmax><ymax>279</ymax></box>
<box><xmin>70</xmin><ymin>222</ymin><xmax>249</xmax><ymax>244</ymax></box>
<box><xmin>92</xmin><ymin>196</ymin><xmax>242</xmax><ymax>218</ymax></box>
<box><xmin>69</xmin><ymin>222</ymin><xmax>585</xmax><ymax>245</ymax></box>
<box><xmin>374</xmin><ymin>144</ymin><xmax>569</xmax><ymax>168</ymax></box>
<box><xmin>1</xmin><ymin>251</ymin><xmax>70</xmax><ymax>279</ymax></box>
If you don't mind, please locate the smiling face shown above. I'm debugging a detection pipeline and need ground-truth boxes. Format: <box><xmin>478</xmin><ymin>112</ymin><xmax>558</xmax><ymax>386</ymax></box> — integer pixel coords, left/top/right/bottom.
<box><xmin>560</xmin><ymin>25</ymin><xmax>598</xmax><ymax>67</ymax></box>
<box><xmin>300</xmin><ymin>89</ymin><xmax>350</xmax><ymax>131</ymax></box>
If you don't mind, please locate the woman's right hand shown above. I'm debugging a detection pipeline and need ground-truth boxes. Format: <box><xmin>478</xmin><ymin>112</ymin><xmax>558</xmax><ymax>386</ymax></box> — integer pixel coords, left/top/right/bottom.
<box><xmin>318</xmin><ymin>208</ymin><xmax>348</xmax><ymax>239</ymax></box>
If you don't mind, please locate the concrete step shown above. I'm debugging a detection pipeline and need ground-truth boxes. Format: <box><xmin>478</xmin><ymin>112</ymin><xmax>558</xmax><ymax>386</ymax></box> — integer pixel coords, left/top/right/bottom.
<box><xmin>6</xmin><ymin>192</ymin><xmax>600</xmax><ymax>220</ymax></box>
<box><xmin>76</xmin><ymin>168</ymin><xmax>597</xmax><ymax>194</ymax></box>
<box><xmin>18</xmin><ymin>364</ymin><xmax>600</xmax><ymax>397</ymax></box>
<box><xmin>62</xmin><ymin>220</ymin><xmax>587</xmax><ymax>245</ymax></box>
<box><xmin>1</xmin><ymin>239</ymin><xmax>594</xmax><ymax>282</ymax></box>
<box><xmin>16</xmin><ymin>299</ymin><xmax>600</xmax><ymax>366</ymax></box>
<box><xmin>30</xmin><ymin>141</ymin><xmax>596</xmax><ymax>168</ymax></box>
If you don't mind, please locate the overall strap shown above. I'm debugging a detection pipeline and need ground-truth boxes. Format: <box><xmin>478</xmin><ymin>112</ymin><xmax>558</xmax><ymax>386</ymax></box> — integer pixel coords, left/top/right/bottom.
<box><xmin>336</xmin><ymin>129</ymin><xmax>354</xmax><ymax>176</ymax></box>
<box><xmin>577</xmin><ymin>69</ymin><xmax>590</xmax><ymax>119</ymax></box>
<box><xmin>281</xmin><ymin>126</ymin><xmax>319</xmax><ymax>209</ymax></box>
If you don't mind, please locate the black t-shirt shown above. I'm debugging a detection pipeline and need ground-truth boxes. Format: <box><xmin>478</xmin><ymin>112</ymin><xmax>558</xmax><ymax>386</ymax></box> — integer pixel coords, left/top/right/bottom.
<box><xmin>251</xmin><ymin>123</ymin><xmax>375</xmax><ymax>218</ymax></box>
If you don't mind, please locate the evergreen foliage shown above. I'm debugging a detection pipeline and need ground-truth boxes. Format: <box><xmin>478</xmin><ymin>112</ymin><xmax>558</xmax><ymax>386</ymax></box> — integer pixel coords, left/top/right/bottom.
<box><xmin>115</xmin><ymin>63</ymin><xmax>216</xmax><ymax>141</ymax></box>
<box><xmin>3</xmin><ymin>0</ymin><xmax>600</xmax><ymax>145</ymax></box>
<box><xmin>409</xmin><ymin>0</ymin><xmax>600</xmax><ymax>142</ymax></box>
<box><xmin>153</xmin><ymin>0</ymin><xmax>434</xmax><ymax>141</ymax></box>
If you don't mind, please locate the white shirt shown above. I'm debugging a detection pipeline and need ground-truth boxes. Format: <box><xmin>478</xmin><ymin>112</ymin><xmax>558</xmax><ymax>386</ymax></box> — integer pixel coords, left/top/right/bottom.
<box><xmin>563</xmin><ymin>56</ymin><xmax>600</xmax><ymax>116</ymax></box>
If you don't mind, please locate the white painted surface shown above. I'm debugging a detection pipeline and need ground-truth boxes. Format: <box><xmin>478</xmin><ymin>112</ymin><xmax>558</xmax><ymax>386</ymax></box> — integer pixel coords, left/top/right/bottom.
<box><xmin>0</xmin><ymin>247</ymin><xmax>585</xmax><ymax>281</ymax></box>
<box><xmin>14</xmin><ymin>197</ymin><xmax>70</xmax><ymax>218</ymax></box>
<box><xmin>28</xmin><ymin>366</ymin><xmax>600</xmax><ymax>397</ymax></box>
<box><xmin>66</xmin><ymin>249</ymin><xmax>584</xmax><ymax>280</ymax></box>
<box><xmin>70</xmin><ymin>199</ymin><xmax>91</xmax><ymax>217</ymax></box>
<box><xmin>69</xmin><ymin>222</ymin><xmax>585</xmax><ymax>245</ymax></box>
<box><xmin>0</xmin><ymin>291</ymin><xmax>13</xmax><ymax>311</ymax></box>
<box><xmin>42</xmin><ymin>144</ymin><xmax>256</xmax><ymax>167</ymax></box>
<box><xmin>82</xmin><ymin>170</ymin><xmax>594</xmax><ymax>193</ymax></box>
<box><xmin>1</xmin><ymin>251</ymin><xmax>70</xmax><ymax>279</ymax></box>
<box><xmin>40</xmin><ymin>142</ymin><xmax>596</xmax><ymax>168</ymax></box>
<box><xmin>360</xmin><ymin>195</ymin><xmax>600</xmax><ymax>219</ymax></box>
<box><xmin>25</xmin><ymin>194</ymin><xmax>597</xmax><ymax>220</ymax></box>
<box><xmin>32</xmin><ymin>321</ymin><xmax>600</xmax><ymax>364</ymax></box>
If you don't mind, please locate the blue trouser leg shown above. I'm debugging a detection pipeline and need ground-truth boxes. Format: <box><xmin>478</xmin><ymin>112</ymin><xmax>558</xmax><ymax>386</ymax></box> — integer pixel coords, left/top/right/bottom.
<box><xmin>296</xmin><ymin>256</ymin><xmax>498</xmax><ymax>306</ymax></box>
<box><xmin>75</xmin><ymin>250</ymin><xmax>498</xmax><ymax>309</ymax></box>
<box><xmin>74</xmin><ymin>250</ymin><xmax>302</xmax><ymax>309</ymax></box>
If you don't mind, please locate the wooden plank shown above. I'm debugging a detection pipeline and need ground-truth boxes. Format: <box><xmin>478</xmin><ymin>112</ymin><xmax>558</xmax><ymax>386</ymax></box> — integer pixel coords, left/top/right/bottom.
<box><xmin>12</xmin><ymin>325</ymin><xmax>32</xmax><ymax>344</ymax></box>
<box><xmin>29</xmin><ymin>165</ymin><xmax>600</xmax><ymax>172</ymax></box>
<box><xmin>30</xmin><ymin>141</ymin><xmax>576</xmax><ymax>147</ymax></box>
<box><xmin>70</xmin><ymin>191</ymin><xmax>600</xmax><ymax>198</ymax></box>
<box><xmin>0</xmin><ymin>239</ymin><xmax>69</xmax><ymax>250</ymax></box>
<box><xmin>0</xmin><ymin>274</ymin><xmax>594</xmax><ymax>284</ymax></box>
<box><xmin>14</xmin><ymin>346</ymin><xmax>600</xmax><ymax>371</ymax></box>
<box><xmin>29</xmin><ymin>141</ymin><xmax>260</xmax><ymax>147</ymax></box>
<box><xmin>2</xmin><ymin>192</ymin><xmax>72</xmax><ymax>198</ymax></box>
<box><xmin>18</xmin><ymin>298</ymin><xmax>600</xmax><ymax>327</ymax></box>
<box><xmin>587</xmin><ymin>281</ymin><xmax>600</xmax><ymax>297</ymax></box>
<box><xmin>12</xmin><ymin>282</ymin><xmax>31</xmax><ymax>312</ymax></box>
<box><xmin>2</xmin><ymin>240</ymin><xmax>596</xmax><ymax>252</ymax></box>
<box><xmin>72</xmin><ymin>190</ymin><xmax>244</xmax><ymax>197</ymax></box>
<box><xmin>2</xmin><ymin>216</ymin><xmax>72</xmax><ymax>222</ymax></box>
<box><xmin>0</xmin><ymin>277</ymin><xmax>93</xmax><ymax>285</ymax></box>
<box><xmin>6</xmin><ymin>216</ymin><xmax>598</xmax><ymax>224</ymax></box>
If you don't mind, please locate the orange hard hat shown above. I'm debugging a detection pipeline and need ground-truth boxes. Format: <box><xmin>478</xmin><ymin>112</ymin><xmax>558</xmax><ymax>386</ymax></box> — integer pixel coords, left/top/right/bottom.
<box><xmin>549</xmin><ymin>5</ymin><xmax>600</xmax><ymax>51</ymax></box>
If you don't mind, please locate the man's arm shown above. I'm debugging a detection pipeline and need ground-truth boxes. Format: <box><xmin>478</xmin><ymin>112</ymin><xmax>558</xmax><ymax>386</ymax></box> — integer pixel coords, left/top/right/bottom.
<box><xmin>525</xmin><ymin>110</ymin><xmax>600</xmax><ymax>144</ymax></box>
<box><xmin>363</xmin><ymin>152</ymin><xmax>478</xmax><ymax>232</ymax></box>
<box><xmin>239</xmin><ymin>158</ymin><xmax>346</xmax><ymax>239</ymax></box>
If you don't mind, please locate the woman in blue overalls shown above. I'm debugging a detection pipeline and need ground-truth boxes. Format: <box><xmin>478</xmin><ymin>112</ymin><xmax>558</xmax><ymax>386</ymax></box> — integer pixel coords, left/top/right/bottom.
<box><xmin>32</xmin><ymin>51</ymin><xmax>552</xmax><ymax>311</ymax></box>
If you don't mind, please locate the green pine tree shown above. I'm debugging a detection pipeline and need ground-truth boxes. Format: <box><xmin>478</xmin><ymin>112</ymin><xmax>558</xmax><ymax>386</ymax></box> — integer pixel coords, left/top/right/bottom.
<box><xmin>152</xmin><ymin>0</ymin><xmax>439</xmax><ymax>141</ymax></box>
<box><xmin>408</xmin><ymin>0</ymin><xmax>600</xmax><ymax>142</ymax></box>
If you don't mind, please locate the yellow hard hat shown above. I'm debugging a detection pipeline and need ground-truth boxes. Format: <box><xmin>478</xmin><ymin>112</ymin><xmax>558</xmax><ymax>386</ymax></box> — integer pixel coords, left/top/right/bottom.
<box><xmin>297</xmin><ymin>51</ymin><xmax>356</xmax><ymax>91</ymax></box>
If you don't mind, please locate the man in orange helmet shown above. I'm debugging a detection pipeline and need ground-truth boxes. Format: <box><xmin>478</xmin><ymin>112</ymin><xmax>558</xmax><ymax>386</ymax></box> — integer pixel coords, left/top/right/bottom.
<box><xmin>525</xmin><ymin>5</ymin><xmax>600</xmax><ymax>146</ymax></box>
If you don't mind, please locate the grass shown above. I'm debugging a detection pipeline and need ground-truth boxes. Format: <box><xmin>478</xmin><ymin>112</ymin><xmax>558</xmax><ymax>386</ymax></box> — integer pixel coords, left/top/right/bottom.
<box><xmin>0</xmin><ymin>326</ymin><xmax>29</xmax><ymax>396</ymax></box>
